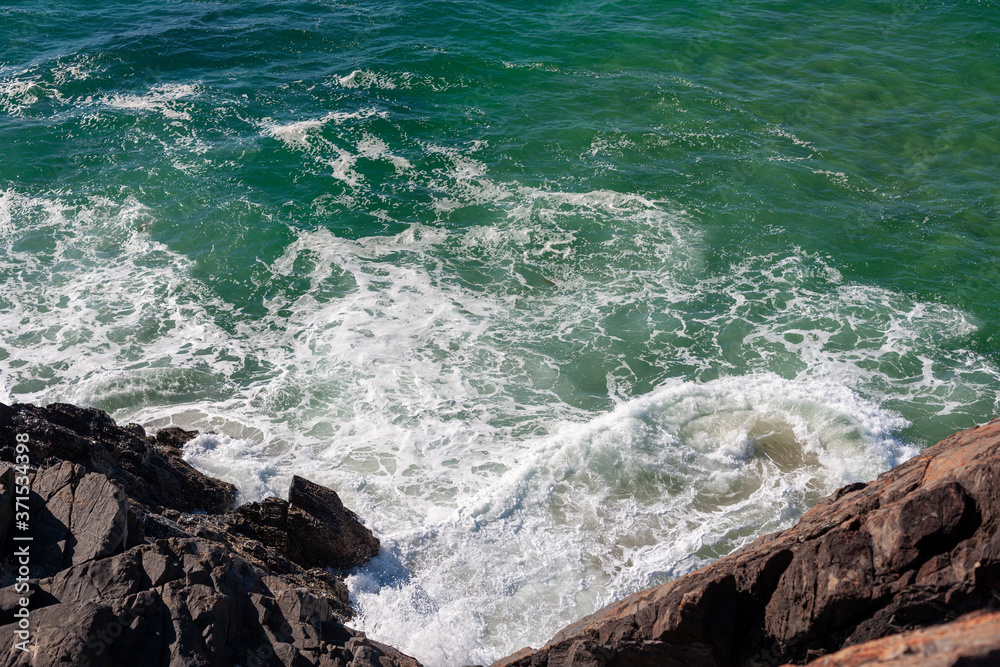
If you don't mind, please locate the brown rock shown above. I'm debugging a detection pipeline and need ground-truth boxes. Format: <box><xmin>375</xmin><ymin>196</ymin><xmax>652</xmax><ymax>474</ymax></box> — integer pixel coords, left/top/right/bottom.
<box><xmin>792</xmin><ymin>610</ymin><xmax>1000</xmax><ymax>667</ymax></box>
<box><xmin>490</xmin><ymin>418</ymin><xmax>1000</xmax><ymax>667</ymax></box>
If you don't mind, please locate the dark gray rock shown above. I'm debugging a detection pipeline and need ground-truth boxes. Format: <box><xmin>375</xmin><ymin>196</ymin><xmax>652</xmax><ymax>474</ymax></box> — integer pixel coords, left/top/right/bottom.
<box><xmin>0</xmin><ymin>466</ymin><xmax>12</xmax><ymax>548</ymax></box>
<box><xmin>0</xmin><ymin>403</ymin><xmax>235</xmax><ymax>514</ymax></box>
<box><xmin>0</xmin><ymin>501</ymin><xmax>413</xmax><ymax>667</ymax></box>
<box><xmin>26</xmin><ymin>461</ymin><xmax>129</xmax><ymax>575</ymax></box>
<box><xmin>0</xmin><ymin>402</ymin><xmax>418</xmax><ymax>667</ymax></box>
<box><xmin>287</xmin><ymin>476</ymin><xmax>380</xmax><ymax>570</ymax></box>
<box><xmin>224</xmin><ymin>477</ymin><xmax>380</xmax><ymax>572</ymax></box>
<box><xmin>154</xmin><ymin>426</ymin><xmax>199</xmax><ymax>451</ymax></box>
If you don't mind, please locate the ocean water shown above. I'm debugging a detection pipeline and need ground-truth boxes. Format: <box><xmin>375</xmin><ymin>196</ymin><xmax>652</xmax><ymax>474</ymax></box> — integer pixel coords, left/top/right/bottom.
<box><xmin>2</xmin><ymin>1</ymin><xmax>999</xmax><ymax>664</ymax></box>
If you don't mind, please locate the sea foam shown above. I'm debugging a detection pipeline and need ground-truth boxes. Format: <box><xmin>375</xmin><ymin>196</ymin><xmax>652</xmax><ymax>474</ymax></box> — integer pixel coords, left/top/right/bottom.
<box><xmin>2</xmin><ymin>117</ymin><xmax>998</xmax><ymax>667</ymax></box>
<box><xmin>345</xmin><ymin>374</ymin><xmax>914</xmax><ymax>666</ymax></box>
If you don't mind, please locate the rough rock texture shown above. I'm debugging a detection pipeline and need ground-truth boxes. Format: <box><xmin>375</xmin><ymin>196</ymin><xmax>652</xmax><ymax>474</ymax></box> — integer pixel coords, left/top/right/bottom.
<box><xmin>492</xmin><ymin>418</ymin><xmax>1000</xmax><ymax>667</ymax></box>
<box><xmin>0</xmin><ymin>536</ymin><xmax>418</xmax><ymax>667</ymax></box>
<box><xmin>30</xmin><ymin>461</ymin><xmax>130</xmax><ymax>575</ymax></box>
<box><xmin>287</xmin><ymin>476</ymin><xmax>381</xmax><ymax>570</ymax></box>
<box><xmin>222</xmin><ymin>477</ymin><xmax>380</xmax><ymax>572</ymax></box>
<box><xmin>794</xmin><ymin>610</ymin><xmax>1000</xmax><ymax>667</ymax></box>
<box><xmin>0</xmin><ymin>402</ymin><xmax>420</xmax><ymax>667</ymax></box>
<box><xmin>0</xmin><ymin>403</ymin><xmax>235</xmax><ymax>514</ymax></box>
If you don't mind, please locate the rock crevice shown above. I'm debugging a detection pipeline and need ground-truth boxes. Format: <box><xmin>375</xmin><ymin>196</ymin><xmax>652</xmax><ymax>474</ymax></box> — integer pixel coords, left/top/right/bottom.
<box><xmin>0</xmin><ymin>402</ymin><xmax>418</xmax><ymax>667</ymax></box>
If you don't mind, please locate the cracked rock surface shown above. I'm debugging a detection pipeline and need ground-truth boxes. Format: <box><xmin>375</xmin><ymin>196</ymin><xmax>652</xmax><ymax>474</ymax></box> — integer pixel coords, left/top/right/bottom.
<box><xmin>0</xmin><ymin>402</ymin><xmax>418</xmax><ymax>667</ymax></box>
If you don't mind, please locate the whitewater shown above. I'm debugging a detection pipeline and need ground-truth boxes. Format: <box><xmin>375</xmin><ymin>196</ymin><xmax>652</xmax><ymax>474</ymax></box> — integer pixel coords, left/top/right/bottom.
<box><xmin>2</xmin><ymin>1</ymin><xmax>999</xmax><ymax>664</ymax></box>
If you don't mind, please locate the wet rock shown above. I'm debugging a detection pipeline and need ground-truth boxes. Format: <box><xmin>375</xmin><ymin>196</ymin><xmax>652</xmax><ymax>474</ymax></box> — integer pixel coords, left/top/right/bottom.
<box><xmin>225</xmin><ymin>497</ymin><xmax>293</xmax><ymax>569</ymax></box>
<box><xmin>287</xmin><ymin>475</ymin><xmax>380</xmax><ymax>570</ymax></box>
<box><xmin>222</xmin><ymin>476</ymin><xmax>379</xmax><ymax>572</ymax></box>
<box><xmin>154</xmin><ymin>426</ymin><xmax>199</xmax><ymax>455</ymax></box>
<box><xmin>491</xmin><ymin>418</ymin><xmax>1000</xmax><ymax>667</ymax></box>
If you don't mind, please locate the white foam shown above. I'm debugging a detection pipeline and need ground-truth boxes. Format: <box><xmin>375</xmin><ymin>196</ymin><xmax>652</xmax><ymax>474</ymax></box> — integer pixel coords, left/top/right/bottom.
<box><xmin>812</xmin><ymin>169</ymin><xmax>850</xmax><ymax>186</ymax></box>
<box><xmin>0</xmin><ymin>69</ymin><xmax>47</xmax><ymax>115</ymax></box>
<box><xmin>104</xmin><ymin>83</ymin><xmax>200</xmax><ymax>120</ymax></box>
<box><xmin>326</xmin><ymin>147</ymin><xmax>361</xmax><ymax>185</ymax></box>
<box><xmin>0</xmin><ymin>190</ymin><xmax>14</xmax><ymax>236</ymax></box>
<box><xmin>0</xmin><ymin>380</ymin><xmax>10</xmax><ymax>406</ymax></box>
<box><xmin>261</xmin><ymin>113</ymin><xmax>407</xmax><ymax>182</ymax></box>
<box><xmin>265</xmin><ymin>117</ymin><xmax>329</xmax><ymax>148</ymax></box>
<box><xmin>263</xmin><ymin>109</ymin><xmax>390</xmax><ymax>150</ymax></box>
<box><xmin>0</xmin><ymin>191</ymin><xmax>250</xmax><ymax>414</ymax></box>
<box><xmin>3</xmin><ymin>123</ymin><xmax>1000</xmax><ymax>667</ymax></box>
<box><xmin>182</xmin><ymin>432</ymin><xmax>279</xmax><ymax>503</ymax></box>
<box><xmin>347</xmin><ymin>374</ymin><xmax>914</xmax><ymax>665</ymax></box>
<box><xmin>327</xmin><ymin>108</ymin><xmax>390</xmax><ymax>124</ymax></box>
<box><xmin>337</xmin><ymin>70</ymin><xmax>405</xmax><ymax>90</ymax></box>
<box><xmin>770</xmin><ymin>126</ymin><xmax>814</xmax><ymax>148</ymax></box>
<box><xmin>0</xmin><ymin>56</ymin><xmax>96</xmax><ymax>115</ymax></box>
<box><xmin>585</xmin><ymin>134</ymin><xmax>637</xmax><ymax>159</ymax></box>
<box><xmin>51</xmin><ymin>57</ymin><xmax>97</xmax><ymax>85</ymax></box>
<box><xmin>357</xmin><ymin>134</ymin><xmax>412</xmax><ymax>172</ymax></box>
<box><xmin>334</xmin><ymin>69</ymin><xmax>461</xmax><ymax>92</ymax></box>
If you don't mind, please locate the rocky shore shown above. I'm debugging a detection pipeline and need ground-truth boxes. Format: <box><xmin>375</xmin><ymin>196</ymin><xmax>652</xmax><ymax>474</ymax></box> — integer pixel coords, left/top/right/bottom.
<box><xmin>491</xmin><ymin>418</ymin><xmax>1000</xmax><ymax>667</ymax></box>
<box><xmin>2</xmin><ymin>402</ymin><xmax>1000</xmax><ymax>667</ymax></box>
<box><xmin>0</xmin><ymin>403</ymin><xmax>418</xmax><ymax>667</ymax></box>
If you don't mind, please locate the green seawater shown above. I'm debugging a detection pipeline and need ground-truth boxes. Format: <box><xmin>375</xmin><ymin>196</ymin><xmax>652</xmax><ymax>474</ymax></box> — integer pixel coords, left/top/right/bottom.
<box><xmin>2</xmin><ymin>1</ymin><xmax>999</xmax><ymax>663</ymax></box>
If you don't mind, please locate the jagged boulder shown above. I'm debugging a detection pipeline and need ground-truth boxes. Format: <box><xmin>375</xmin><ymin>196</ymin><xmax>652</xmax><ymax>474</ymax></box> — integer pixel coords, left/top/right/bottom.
<box><xmin>492</xmin><ymin>418</ymin><xmax>1000</xmax><ymax>667</ymax></box>
<box><xmin>0</xmin><ymin>402</ymin><xmax>418</xmax><ymax>667</ymax></box>
<box><xmin>287</xmin><ymin>475</ymin><xmax>380</xmax><ymax>570</ymax></box>
<box><xmin>222</xmin><ymin>475</ymin><xmax>380</xmax><ymax>572</ymax></box>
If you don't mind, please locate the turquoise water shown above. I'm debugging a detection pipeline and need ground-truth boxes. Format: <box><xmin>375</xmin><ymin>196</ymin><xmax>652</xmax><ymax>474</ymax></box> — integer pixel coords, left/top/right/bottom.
<box><xmin>3</xmin><ymin>1</ymin><xmax>999</xmax><ymax>664</ymax></box>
